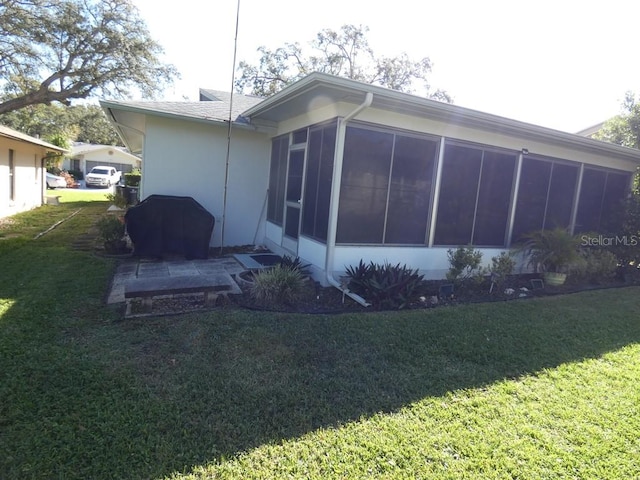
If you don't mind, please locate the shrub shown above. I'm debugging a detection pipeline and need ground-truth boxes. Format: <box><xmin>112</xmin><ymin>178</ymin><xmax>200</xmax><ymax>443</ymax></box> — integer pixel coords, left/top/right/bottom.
<box><xmin>280</xmin><ymin>255</ymin><xmax>311</xmax><ymax>275</ymax></box>
<box><xmin>95</xmin><ymin>215</ymin><xmax>127</xmax><ymax>253</ymax></box>
<box><xmin>124</xmin><ymin>171</ymin><xmax>141</xmax><ymax>187</ymax></box>
<box><xmin>446</xmin><ymin>247</ymin><xmax>484</xmax><ymax>284</ymax></box>
<box><xmin>105</xmin><ymin>192</ymin><xmax>128</xmax><ymax>209</ymax></box>
<box><xmin>518</xmin><ymin>228</ymin><xmax>581</xmax><ymax>273</ymax></box>
<box><xmin>603</xmin><ymin>192</ymin><xmax>640</xmax><ymax>269</ymax></box>
<box><xmin>250</xmin><ymin>265</ymin><xmax>306</xmax><ymax>305</ymax></box>
<box><xmin>572</xmin><ymin>249</ymin><xmax>619</xmax><ymax>283</ymax></box>
<box><xmin>345</xmin><ymin>260</ymin><xmax>425</xmax><ymax>310</ymax></box>
<box><xmin>490</xmin><ymin>251</ymin><xmax>515</xmax><ymax>284</ymax></box>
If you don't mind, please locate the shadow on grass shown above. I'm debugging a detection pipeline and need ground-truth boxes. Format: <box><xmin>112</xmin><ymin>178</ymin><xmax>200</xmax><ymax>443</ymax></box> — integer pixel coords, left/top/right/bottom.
<box><xmin>2</xmin><ymin>238</ymin><xmax>639</xmax><ymax>478</ymax></box>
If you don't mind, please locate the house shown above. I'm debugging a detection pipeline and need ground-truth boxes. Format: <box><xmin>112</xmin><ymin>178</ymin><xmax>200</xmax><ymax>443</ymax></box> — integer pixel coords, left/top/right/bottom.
<box><xmin>65</xmin><ymin>143</ymin><xmax>141</xmax><ymax>179</ymax></box>
<box><xmin>101</xmin><ymin>72</ymin><xmax>640</xmax><ymax>286</ymax></box>
<box><xmin>1</xmin><ymin>124</ymin><xmax>66</xmax><ymax>218</ymax></box>
<box><xmin>575</xmin><ymin>121</ymin><xmax>607</xmax><ymax>138</ymax></box>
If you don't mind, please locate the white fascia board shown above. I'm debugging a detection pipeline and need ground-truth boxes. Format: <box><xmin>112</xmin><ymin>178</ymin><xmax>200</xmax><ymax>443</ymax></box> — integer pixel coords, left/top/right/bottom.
<box><xmin>242</xmin><ymin>73</ymin><xmax>640</xmax><ymax>165</ymax></box>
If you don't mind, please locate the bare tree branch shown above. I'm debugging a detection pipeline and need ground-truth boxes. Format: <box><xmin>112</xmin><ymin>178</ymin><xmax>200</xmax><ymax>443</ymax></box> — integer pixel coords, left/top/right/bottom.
<box><xmin>0</xmin><ymin>0</ymin><xmax>179</xmax><ymax>114</ymax></box>
<box><xmin>235</xmin><ymin>24</ymin><xmax>450</xmax><ymax>101</ymax></box>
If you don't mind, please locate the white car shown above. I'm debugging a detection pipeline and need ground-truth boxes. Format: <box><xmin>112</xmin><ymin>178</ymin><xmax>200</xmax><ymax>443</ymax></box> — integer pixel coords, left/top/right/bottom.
<box><xmin>46</xmin><ymin>172</ymin><xmax>67</xmax><ymax>189</ymax></box>
<box><xmin>85</xmin><ymin>166</ymin><xmax>122</xmax><ymax>188</ymax></box>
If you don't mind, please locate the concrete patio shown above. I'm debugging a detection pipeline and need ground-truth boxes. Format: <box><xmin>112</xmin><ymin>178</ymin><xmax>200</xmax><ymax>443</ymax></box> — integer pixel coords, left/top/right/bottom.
<box><xmin>107</xmin><ymin>256</ymin><xmax>246</xmax><ymax>306</ymax></box>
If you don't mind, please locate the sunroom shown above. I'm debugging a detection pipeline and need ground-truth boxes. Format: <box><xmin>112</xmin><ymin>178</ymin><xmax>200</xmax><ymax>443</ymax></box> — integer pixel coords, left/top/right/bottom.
<box><xmin>243</xmin><ymin>73</ymin><xmax>640</xmax><ymax>284</ymax></box>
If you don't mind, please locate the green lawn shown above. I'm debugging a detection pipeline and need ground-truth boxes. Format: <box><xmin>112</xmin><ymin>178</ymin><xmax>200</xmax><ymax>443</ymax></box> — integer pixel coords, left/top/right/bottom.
<box><xmin>1</xmin><ymin>199</ymin><xmax>639</xmax><ymax>479</ymax></box>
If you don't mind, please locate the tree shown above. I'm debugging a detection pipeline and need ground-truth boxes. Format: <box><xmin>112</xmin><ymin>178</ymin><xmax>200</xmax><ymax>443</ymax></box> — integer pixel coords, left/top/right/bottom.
<box><xmin>235</xmin><ymin>24</ymin><xmax>451</xmax><ymax>102</ymax></box>
<box><xmin>67</xmin><ymin>104</ymin><xmax>122</xmax><ymax>145</ymax></box>
<box><xmin>594</xmin><ymin>92</ymin><xmax>640</xmax><ymax>270</ymax></box>
<box><xmin>0</xmin><ymin>103</ymin><xmax>122</xmax><ymax>145</ymax></box>
<box><xmin>43</xmin><ymin>132</ymin><xmax>71</xmax><ymax>170</ymax></box>
<box><xmin>0</xmin><ymin>0</ymin><xmax>178</xmax><ymax>115</ymax></box>
<box><xmin>594</xmin><ymin>92</ymin><xmax>640</xmax><ymax>149</ymax></box>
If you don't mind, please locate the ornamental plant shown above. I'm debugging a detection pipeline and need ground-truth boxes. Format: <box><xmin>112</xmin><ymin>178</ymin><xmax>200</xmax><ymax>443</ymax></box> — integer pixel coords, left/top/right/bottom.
<box><xmin>519</xmin><ymin>228</ymin><xmax>581</xmax><ymax>273</ymax></box>
<box><xmin>345</xmin><ymin>260</ymin><xmax>425</xmax><ymax>310</ymax></box>
<box><xmin>446</xmin><ymin>246</ymin><xmax>484</xmax><ymax>284</ymax></box>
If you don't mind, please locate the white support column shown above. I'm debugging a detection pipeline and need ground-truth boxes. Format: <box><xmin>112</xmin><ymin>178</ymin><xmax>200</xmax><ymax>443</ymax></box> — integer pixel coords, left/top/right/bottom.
<box><xmin>427</xmin><ymin>137</ymin><xmax>446</xmax><ymax>247</ymax></box>
<box><xmin>570</xmin><ymin>163</ymin><xmax>585</xmax><ymax>234</ymax></box>
<box><xmin>506</xmin><ymin>152</ymin><xmax>524</xmax><ymax>246</ymax></box>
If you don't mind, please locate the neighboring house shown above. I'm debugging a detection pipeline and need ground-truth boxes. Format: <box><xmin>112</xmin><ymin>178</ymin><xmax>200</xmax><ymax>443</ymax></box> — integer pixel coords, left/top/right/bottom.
<box><xmin>575</xmin><ymin>121</ymin><xmax>607</xmax><ymax>138</ymax></box>
<box><xmin>0</xmin><ymin>125</ymin><xmax>66</xmax><ymax>218</ymax></box>
<box><xmin>199</xmin><ymin>88</ymin><xmax>235</xmax><ymax>102</ymax></box>
<box><xmin>101</xmin><ymin>72</ymin><xmax>640</xmax><ymax>283</ymax></box>
<box><xmin>65</xmin><ymin>143</ymin><xmax>141</xmax><ymax>178</ymax></box>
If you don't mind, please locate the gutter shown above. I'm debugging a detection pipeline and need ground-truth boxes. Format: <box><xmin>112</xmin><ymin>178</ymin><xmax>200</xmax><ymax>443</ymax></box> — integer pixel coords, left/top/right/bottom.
<box><xmin>325</xmin><ymin>92</ymin><xmax>373</xmax><ymax>307</ymax></box>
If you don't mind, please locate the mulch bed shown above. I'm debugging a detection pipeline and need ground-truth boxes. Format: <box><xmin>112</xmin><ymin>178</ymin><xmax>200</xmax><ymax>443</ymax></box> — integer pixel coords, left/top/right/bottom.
<box><xmin>122</xmin><ymin>273</ymin><xmax>638</xmax><ymax>318</ymax></box>
<box><xmin>117</xmin><ymin>244</ymin><xmax>640</xmax><ymax>317</ymax></box>
<box><xmin>227</xmin><ymin>271</ymin><xmax>640</xmax><ymax>315</ymax></box>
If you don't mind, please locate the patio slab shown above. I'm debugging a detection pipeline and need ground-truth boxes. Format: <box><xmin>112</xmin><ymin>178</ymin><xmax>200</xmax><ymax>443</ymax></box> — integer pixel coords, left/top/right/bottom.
<box><xmin>107</xmin><ymin>256</ymin><xmax>246</xmax><ymax>305</ymax></box>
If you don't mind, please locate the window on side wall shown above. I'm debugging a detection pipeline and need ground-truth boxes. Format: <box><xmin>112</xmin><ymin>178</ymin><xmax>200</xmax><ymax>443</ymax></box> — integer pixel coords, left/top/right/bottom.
<box><xmin>511</xmin><ymin>157</ymin><xmax>578</xmax><ymax>243</ymax></box>
<box><xmin>433</xmin><ymin>142</ymin><xmax>516</xmax><ymax>247</ymax></box>
<box><xmin>336</xmin><ymin>126</ymin><xmax>439</xmax><ymax>245</ymax></box>
<box><xmin>266</xmin><ymin>135</ymin><xmax>288</xmax><ymax>226</ymax></box>
<box><xmin>301</xmin><ymin>121</ymin><xmax>337</xmax><ymax>242</ymax></box>
<box><xmin>575</xmin><ymin>168</ymin><xmax>630</xmax><ymax>234</ymax></box>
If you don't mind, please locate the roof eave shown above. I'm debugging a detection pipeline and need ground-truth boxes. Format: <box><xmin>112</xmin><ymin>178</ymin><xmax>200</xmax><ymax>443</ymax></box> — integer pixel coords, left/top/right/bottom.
<box><xmin>100</xmin><ymin>100</ymin><xmax>257</xmax><ymax>130</ymax></box>
<box><xmin>242</xmin><ymin>72</ymin><xmax>640</xmax><ymax>165</ymax></box>
<box><xmin>0</xmin><ymin>132</ymin><xmax>68</xmax><ymax>153</ymax></box>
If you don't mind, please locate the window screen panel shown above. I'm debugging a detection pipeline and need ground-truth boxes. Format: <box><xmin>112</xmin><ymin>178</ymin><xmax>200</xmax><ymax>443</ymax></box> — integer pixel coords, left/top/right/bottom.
<box><xmin>434</xmin><ymin>144</ymin><xmax>482</xmax><ymax>245</ymax></box>
<box><xmin>385</xmin><ymin>135</ymin><xmax>438</xmax><ymax>244</ymax></box>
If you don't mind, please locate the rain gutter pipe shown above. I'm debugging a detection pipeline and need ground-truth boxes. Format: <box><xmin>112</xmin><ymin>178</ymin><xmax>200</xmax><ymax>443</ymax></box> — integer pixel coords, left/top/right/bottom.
<box><xmin>325</xmin><ymin>92</ymin><xmax>373</xmax><ymax>307</ymax></box>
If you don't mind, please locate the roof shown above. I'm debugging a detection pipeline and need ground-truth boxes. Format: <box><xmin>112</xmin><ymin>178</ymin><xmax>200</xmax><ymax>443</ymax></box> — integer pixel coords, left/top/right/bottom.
<box><xmin>575</xmin><ymin>121</ymin><xmax>607</xmax><ymax>138</ymax></box>
<box><xmin>102</xmin><ymin>94</ymin><xmax>263</xmax><ymax>126</ymax></box>
<box><xmin>243</xmin><ymin>72</ymin><xmax>640</xmax><ymax>164</ymax></box>
<box><xmin>0</xmin><ymin>124</ymin><xmax>67</xmax><ymax>152</ymax></box>
<box><xmin>70</xmin><ymin>143</ymin><xmax>140</xmax><ymax>161</ymax></box>
<box><xmin>101</xmin><ymin>72</ymin><xmax>640</xmax><ymax>165</ymax></box>
<box><xmin>199</xmin><ymin>88</ymin><xmax>263</xmax><ymax>111</ymax></box>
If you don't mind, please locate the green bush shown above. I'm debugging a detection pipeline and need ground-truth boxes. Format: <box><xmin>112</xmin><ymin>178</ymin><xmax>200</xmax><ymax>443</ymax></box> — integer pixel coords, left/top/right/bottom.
<box><xmin>250</xmin><ymin>265</ymin><xmax>306</xmax><ymax>305</ymax></box>
<box><xmin>518</xmin><ymin>228</ymin><xmax>581</xmax><ymax>273</ymax></box>
<box><xmin>572</xmin><ymin>249</ymin><xmax>619</xmax><ymax>283</ymax></box>
<box><xmin>489</xmin><ymin>251</ymin><xmax>515</xmax><ymax>285</ymax></box>
<box><xmin>280</xmin><ymin>255</ymin><xmax>311</xmax><ymax>275</ymax></box>
<box><xmin>124</xmin><ymin>171</ymin><xmax>141</xmax><ymax>187</ymax></box>
<box><xmin>446</xmin><ymin>247</ymin><xmax>485</xmax><ymax>284</ymax></box>
<box><xmin>105</xmin><ymin>192</ymin><xmax>128</xmax><ymax>209</ymax></box>
<box><xmin>345</xmin><ymin>260</ymin><xmax>425</xmax><ymax>310</ymax></box>
<box><xmin>95</xmin><ymin>215</ymin><xmax>127</xmax><ymax>253</ymax></box>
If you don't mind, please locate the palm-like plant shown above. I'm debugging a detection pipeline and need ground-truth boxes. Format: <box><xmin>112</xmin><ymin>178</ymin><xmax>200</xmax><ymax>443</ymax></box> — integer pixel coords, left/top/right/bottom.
<box><xmin>519</xmin><ymin>228</ymin><xmax>581</xmax><ymax>274</ymax></box>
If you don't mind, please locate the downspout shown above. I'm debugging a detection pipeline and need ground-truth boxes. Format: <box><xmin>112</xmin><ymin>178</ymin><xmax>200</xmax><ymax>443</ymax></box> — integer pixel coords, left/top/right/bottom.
<box><xmin>325</xmin><ymin>92</ymin><xmax>373</xmax><ymax>307</ymax></box>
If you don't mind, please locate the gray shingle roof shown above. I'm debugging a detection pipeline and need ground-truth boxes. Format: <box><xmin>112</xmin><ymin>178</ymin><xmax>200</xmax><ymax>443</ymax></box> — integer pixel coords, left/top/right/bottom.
<box><xmin>106</xmin><ymin>91</ymin><xmax>263</xmax><ymax>125</ymax></box>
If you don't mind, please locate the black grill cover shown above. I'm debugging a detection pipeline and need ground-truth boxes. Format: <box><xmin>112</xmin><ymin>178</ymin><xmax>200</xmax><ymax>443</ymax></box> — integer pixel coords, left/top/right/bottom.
<box><xmin>125</xmin><ymin>195</ymin><xmax>214</xmax><ymax>259</ymax></box>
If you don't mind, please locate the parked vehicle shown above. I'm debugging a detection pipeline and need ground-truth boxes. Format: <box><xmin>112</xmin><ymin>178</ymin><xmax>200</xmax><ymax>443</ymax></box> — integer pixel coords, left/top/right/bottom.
<box><xmin>46</xmin><ymin>172</ymin><xmax>67</xmax><ymax>189</ymax></box>
<box><xmin>85</xmin><ymin>166</ymin><xmax>122</xmax><ymax>188</ymax></box>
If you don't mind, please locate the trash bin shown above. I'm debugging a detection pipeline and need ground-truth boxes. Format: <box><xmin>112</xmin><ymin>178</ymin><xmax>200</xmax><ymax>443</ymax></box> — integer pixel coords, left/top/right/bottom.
<box><xmin>127</xmin><ymin>187</ymin><xmax>139</xmax><ymax>205</ymax></box>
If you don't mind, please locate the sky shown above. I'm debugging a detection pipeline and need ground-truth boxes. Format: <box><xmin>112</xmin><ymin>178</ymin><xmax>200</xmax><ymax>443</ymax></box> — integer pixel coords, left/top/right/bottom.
<box><xmin>131</xmin><ymin>0</ymin><xmax>640</xmax><ymax>133</ymax></box>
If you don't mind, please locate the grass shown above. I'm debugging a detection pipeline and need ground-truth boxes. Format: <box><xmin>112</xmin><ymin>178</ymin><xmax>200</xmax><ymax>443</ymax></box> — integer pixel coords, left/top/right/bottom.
<box><xmin>1</xmin><ymin>198</ymin><xmax>639</xmax><ymax>479</ymax></box>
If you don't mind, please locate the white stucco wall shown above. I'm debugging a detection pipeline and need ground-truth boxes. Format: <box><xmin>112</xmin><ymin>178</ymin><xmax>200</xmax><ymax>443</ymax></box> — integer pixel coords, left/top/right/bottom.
<box><xmin>0</xmin><ymin>139</ymin><xmax>46</xmax><ymax>218</ymax></box>
<box><xmin>331</xmin><ymin>245</ymin><xmax>512</xmax><ymax>281</ymax></box>
<box><xmin>265</xmin><ymin>223</ymin><xmax>514</xmax><ymax>283</ymax></box>
<box><xmin>141</xmin><ymin>116</ymin><xmax>271</xmax><ymax>247</ymax></box>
